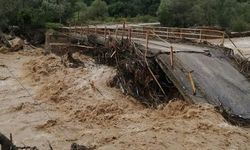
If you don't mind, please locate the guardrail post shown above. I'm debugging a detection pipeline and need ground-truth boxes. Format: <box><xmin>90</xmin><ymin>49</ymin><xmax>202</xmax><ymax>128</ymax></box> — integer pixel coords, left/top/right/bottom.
<box><xmin>45</xmin><ymin>31</ymin><xmax>51</xmax><ymax>54</ymax></box>
<box><xmin>221</xmin><ymin>33</ymin><xmax>225</xmax><ymax>46</ymax></box>
<box><xmin>129</xmin><ymin>28</ymin><xmax>132</xmax><ymax>44</ymax></box>
<box><xmin>199</xmin><ymin>30</ymin><xmax>202</xmax><ymax>42</ymax></box>
<box><xmin>80</xmin><ymin>24</ymin><xmax>83</xmax><ymax>36</ymax></box>
<box><xmin>74</xmin><ymin>25</ymin><xmax>77</xmax><ymax>36</ymax></box>
<box><xmin>180</xmin><ymin>29</ymin><xmax>183</xmax><ymax>39</ymax></box>
<box><xmin>146</xmin><ymin>31</ymin><xmax>149</xmax><ymax>50</ymax></box>
<box><xmin>108</xmin><ymin>29</ymin><xmax>111</xmax><ymax>48</ymax></box>
<box><xmin>122</xmin><ymin>22</ymin><xmax>125</xmax><ymax>42</ymax></box>
<box><xmin>68</xmin><ymin>23</ymin><xmax>71</xmax><ymax>33</ymax></box>
<box><xmin>126</xmin><ymin>28</ymin><xmax>129</xmax><ymax>40</ymax></box>
<box><xmin>167</xmin><ymin>28</ymin><xmax>169</xmax><ymax>39</ymax></box>
<box><xmin>95</xmin><ymin>25</ymin><xmax>97</xmax><ymax>35</ymax></box>
<box><xmin>115</xmin><ymin>25</ymin><xmax>118</xmax><ymax>39</ymax></box>
<box><xmin>104</xmin><ymin>26</ymin><xmax>107</xmax><ymax>42</ymax></box>
<box><xmin>170</xmin><ymin>46</ymin><xmax>174</xmax><ymax>68</ymax></box>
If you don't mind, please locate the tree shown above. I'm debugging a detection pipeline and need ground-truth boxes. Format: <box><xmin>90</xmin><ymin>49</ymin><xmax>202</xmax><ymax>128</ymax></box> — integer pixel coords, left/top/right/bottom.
<box><xmin>157</xmin><ymin>0</ymin><xmax>250</xmax><ymax>31</ymax></box>
<box><xmin>230</xmin><ymin>16</ymin><xmax>249</xmax><ymax>32</ymax></box>
<box><xmin>217</xmin><ymin>0</ymin><xmax>238</xmax><ymax>27</ymax></box>
<box><xmin>198</xmin><ymin>0</ymin><xmax>217</xmax><ymax>26</ymax></box>
<box><xmin>74</xmin><ymin>1</ymin><xmax>87</xmax><ymax>21</ymax></box>
<box><xmin>157</xmin><ymin>0</ymin><xmax>171</xmax><ymax>26</ymax></box>
<box><xmin>41</xmin><ymin>0</ymin><xmax>70</xmax><ymax>23</ymax></box>
<box><xmin>158</xmin><ymin>0</ymin><xmax>194</xmax><ymax>27</ymax></box>
<box><xmin>87</xmin><ymin>0</ymin><xmax>109</xmax><ymax>20</ymax></box>
<box><xmin>0</xmin><ymin>0</ymin><xmax>20</xmax><ymax>30</ymax></box>
<box><xmin>108</xmin><ymin>2</ymin><xmax>126</xmax><ymax>17</ymax></box>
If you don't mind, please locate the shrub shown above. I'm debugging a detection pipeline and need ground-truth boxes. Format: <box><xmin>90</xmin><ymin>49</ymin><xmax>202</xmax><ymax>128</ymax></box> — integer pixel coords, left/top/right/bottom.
<box><xmin>230</xmin><ymin>17</ymin><xmax>250</xmax><ymax>32</ymax></box>
<box><xmin>45</xmin><ymin>22</ymin><xmax>64</xmax><ymax>29</ymax></box>
<box><xmin>87</xmin><ymin>0</ymin><xmax>108</xmax><ymax>20</ymax></box>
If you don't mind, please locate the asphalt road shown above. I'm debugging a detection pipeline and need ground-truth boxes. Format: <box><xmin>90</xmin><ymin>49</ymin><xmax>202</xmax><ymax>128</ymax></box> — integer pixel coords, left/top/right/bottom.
<box><xmin>136</xmin><ymin>38</ymin><xmax>250</xmax><ymax>122</ymax></box>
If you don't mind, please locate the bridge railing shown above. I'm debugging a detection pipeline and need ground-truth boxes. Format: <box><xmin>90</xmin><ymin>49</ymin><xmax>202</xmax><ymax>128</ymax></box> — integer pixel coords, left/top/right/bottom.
<box><xmin>130</xmin><ymin>26</ymin><xmax>225</xmax><ymax>45</ymax></box>
<box><xmin>60</xmin><ymin>25</ymin><xmax>225</xmax><ymax>45</ymax></box>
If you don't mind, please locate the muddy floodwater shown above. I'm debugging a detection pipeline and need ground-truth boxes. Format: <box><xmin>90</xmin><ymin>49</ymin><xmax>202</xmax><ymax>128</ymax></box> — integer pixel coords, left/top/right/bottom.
<box><xmin>0</xmin><ymin>49</ymin><xmax>250</xmax><ymax>150</ymax></box>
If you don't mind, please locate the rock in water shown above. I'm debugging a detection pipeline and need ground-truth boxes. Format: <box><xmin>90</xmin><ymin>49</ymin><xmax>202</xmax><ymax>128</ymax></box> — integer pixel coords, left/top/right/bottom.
<box><xmin>70</xmin><ymin>143</ymin><xmax>89</xmax><ymax>150</ymax></box>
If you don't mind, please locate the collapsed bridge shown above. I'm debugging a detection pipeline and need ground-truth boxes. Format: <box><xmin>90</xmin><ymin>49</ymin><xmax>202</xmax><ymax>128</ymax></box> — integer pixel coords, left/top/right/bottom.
<box><xmin>45</xmin><ymin>24</ymin><xmax>250</xmax><ymax>126</ymax></box>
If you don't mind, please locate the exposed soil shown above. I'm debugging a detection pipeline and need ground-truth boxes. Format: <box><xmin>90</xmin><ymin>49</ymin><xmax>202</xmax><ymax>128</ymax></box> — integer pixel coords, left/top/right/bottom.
<box><xmin>1</xmin><ymin>49</ymin><xmax>250</xmax><ymax>149</ymax></box>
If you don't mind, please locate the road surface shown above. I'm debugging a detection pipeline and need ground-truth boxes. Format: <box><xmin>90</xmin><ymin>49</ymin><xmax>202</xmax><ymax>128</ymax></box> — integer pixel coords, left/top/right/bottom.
<box><xmin>135</xmin><ymin>38</ymin><xmax>250</xmax><ymax>123</ymax></box>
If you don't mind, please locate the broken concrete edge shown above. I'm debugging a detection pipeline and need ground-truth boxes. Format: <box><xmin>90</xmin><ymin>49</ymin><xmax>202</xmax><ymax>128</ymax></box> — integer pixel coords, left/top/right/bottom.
<box><xmin>217</xmin><ymin>105</ymin><xmax>250</xmax><ymax>127</ymax></box>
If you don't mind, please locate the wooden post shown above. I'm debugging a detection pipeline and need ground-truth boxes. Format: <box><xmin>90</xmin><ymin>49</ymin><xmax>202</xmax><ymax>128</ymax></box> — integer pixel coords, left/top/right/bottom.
<box><xmin>167</xmin><ymin>28</ymin><xmax>169</xmax><ymax>39</ymax></box>
<box><xmin>74</xmin><ymin>25</ymin><xmax>77</xmax><ymax>36</ymax></box>
<box><xmin>108</xmin><ymin>30</ymin><xmax>111</xmax><ymax>48</ymax></box>
<box><xmin>95</xmin><ymin>25</ymin><xmax>97</xmax><ymax>35</ymax></box>
<box><xmin>145</xmin><ymin>31</ymin><xmax>167</xmax><ymax>96</ymax></box>
<box><xmin>115</xmin><ymin>25</ymin><xmax>118</xmax><ymax>39</ymax></box>
<box><xmin>45</xmin><ymin>31</ymin><xmax>51</xmax><ymax>54</ymax></box>
<box><xmin>146</xmin><ymin>31</ymin><xmax>149</xmax><ymax>50</ymax></box>
<box><xmin>199</xmin><ymin>30</ymin><xmax>202</xmax><ymax>42</ymax></box>
<box><xmin>170</xmin><ymin>46</ymin><xmax>174</xmax><ymax>68</ymax></box>
<box><xmin>122</xmin><ymin>22</ymin><xmax>125</xmax><ymax>42</ymax></box>
<box><xmin>188</xmin><ymin>71</ymin><xmax>196</xmax><ymax>95</ymax></box>
<box><xmin>10</xmin><ymin>133</ymin><xmax>12</xmax><ymax>144</ymax></box>
<box><xmin>180</xmin><ymin>29</ymin><xmax>183</xmax><ymax>39</ymax></box>
<box><xmin>221</xmin><ymin>33</ymin><xmax>225</xmax><ymax>46</ymax></box>
<box><xmin>126</xmin><ymin>28</ymin><xmax>129</xmax><ymax>40</ymax></box>
<box><xmin>104</xmin><ymin>26</ymin><xmax>107</xmax><ymax>41</ymax></box>
<box><xmin>69</xmin><ymin>23</ymin><xmax>71</xmax><ymax>32</ymax></box>
<box><xmin>87</xmin><ymin>25</ymin><xmax>89</xmax><ymax>34</ymax></box>
<box><xmin>74</xmin><ymin>18</ymin><xmax>76</xmax><ymax>33</ymax></box>
<box><xmin>129</xmin><ymin>28</ymin><xmax>132</xmax><ymax>43</ymax></box>
<box><xmin>80</xmin><ymin>24</ymin><xmax>83</xmax><ymax>36</ymax></box>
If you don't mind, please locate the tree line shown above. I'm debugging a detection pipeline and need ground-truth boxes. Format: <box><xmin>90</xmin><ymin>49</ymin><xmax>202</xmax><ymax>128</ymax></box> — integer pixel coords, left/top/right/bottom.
<box><xmin>158</xmin><ymin>0</ymin><xmax>250</xmax><ymax>31</ymax></box>
<box><xmin>0</xmin><ymin>0</ymin><xmax>249</xmax><ymax>32</ymax></box>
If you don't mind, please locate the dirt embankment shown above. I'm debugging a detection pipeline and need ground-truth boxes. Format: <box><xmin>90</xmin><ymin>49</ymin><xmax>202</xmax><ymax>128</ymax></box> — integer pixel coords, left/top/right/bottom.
<box><xmin>1</xmin><ymin>50</ymin><xmax>250</xmax><ymax>149</ymax></box>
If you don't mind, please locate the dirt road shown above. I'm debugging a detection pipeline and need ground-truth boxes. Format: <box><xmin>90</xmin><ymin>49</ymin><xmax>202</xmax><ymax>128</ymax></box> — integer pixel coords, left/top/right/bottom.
<box><xmin>1</xmin><ymin>50</ymin><xmax>250</xmax><ymax>149</ymax></box>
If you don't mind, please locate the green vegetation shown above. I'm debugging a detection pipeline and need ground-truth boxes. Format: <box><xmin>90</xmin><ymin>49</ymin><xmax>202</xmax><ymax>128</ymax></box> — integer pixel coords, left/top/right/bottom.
<box><xmin>0</xmin><ymin>0</ymin><xmax>250</xmax><ymax>32</ymax></box>
<box><xmin>158</xmin><ymin>0</ymin><xmax>250</xmax><ymax>31</ymax></box>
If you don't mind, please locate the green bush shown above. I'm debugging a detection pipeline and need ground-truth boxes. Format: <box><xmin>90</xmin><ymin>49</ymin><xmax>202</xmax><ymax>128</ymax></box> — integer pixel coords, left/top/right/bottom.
<box><xmin>157</xmin><ymin>0</ymin><xmax>250</xmax><ymax>31</ymax></box>
<box><xmin>157</xmin><ymin>0</ymin><xmax>170</xmax><ymax>26</ymax></box>
<box><xmin>87</xmin><ymin>0</ymin><xmax>108</xmax><ymax>20</ymax></box>
<box><xmin>230</xmin><ymin>18</ymin><xmax>250</xmax><ymax>32</ymax></box>
<box><xmin>45</xmin><ymin>22</ymin><xmax>64</xmax><ymax>29</ymax></box>
<box><xmin>128</xmin><ymin>15</ymin><xmax>158</xmax><ymax>23</ymax></box>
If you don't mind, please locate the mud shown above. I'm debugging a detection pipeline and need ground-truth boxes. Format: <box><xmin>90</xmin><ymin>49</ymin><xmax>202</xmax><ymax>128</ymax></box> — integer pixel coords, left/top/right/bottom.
<box><xmin>0</xmin><ymin>50</ymin><xmax>250</xmax><ymax>149</ymax></box>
